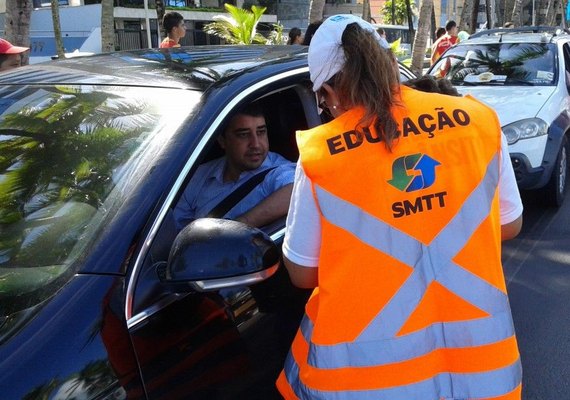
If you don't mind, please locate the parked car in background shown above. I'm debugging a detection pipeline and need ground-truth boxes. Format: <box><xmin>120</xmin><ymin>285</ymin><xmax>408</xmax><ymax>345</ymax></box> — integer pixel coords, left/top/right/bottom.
<box><xmin>428</xmin><ymin>27</ymin><xmax>570</xmax><ymax>206</ymax></box>
<box><xmin>0</xmin><ymin>46</ymin><xmax>415</xmax><ymax>400</ymax></box>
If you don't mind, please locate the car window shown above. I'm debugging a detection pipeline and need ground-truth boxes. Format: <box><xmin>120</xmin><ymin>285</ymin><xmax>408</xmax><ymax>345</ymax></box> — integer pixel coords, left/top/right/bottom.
<box><xmin>431</xmin><ymin>42</ymin><xmax>557</xmax><ymax>86</ymax></box>
<box><xmin>131</xmin><ymin>83</ymin><xmax>316</xmax><ymax>316</ymax></box>
<box><xmin>0</xmin><ymin>84</ymin><xmax>200</xmax><ymax>315</ymax></box>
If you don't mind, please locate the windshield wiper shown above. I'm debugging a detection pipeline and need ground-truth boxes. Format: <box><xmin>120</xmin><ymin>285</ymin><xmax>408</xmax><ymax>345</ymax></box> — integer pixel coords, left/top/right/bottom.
<box><xmin>503</xmin><ymin>78</ymin><xmax>535</xmax><ymax>86</ymax></box>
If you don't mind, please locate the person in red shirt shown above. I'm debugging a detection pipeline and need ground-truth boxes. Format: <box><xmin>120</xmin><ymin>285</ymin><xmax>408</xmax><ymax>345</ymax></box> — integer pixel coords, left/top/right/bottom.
<box><xmin>159</xmin><ymin>12</ymin><xmax>186</xmax><ymax>48</ymax></box>
<box><xmin>0</xmin><ymin>38</ymin><xmax>29</xmax><ymax>72</ymax></box>
<box><xmin>430</xmin><ymin>20</ymin><xmax>458</xmax><ymax>65</ymax></box>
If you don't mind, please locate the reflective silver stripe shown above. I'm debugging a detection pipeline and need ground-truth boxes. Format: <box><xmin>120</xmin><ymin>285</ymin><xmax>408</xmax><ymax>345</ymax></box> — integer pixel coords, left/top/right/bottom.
<box><xmin>301</xmin><ymin>312</ymin><xmax>514</xmax><ymax>369</ymax></box>
<box><xmin>284</xmin><ymin>350</ymin><xmax>521</xmax><ymax>400</ymax></box>
<box><xmin>305</xmin><ymin>154</ymin><xmax>517</xmax><ymax>371</ymax></box>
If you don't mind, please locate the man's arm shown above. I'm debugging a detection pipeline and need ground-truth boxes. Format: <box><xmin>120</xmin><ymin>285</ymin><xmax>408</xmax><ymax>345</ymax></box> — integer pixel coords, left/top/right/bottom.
<box><xmin>235</xmin><ymin>184</ymin><xmax>293</xmax><ymax>227</ymax></box>
<box><xmin>501</xmin><ymin>214</ymin><xmax>522</xmax><ymax>241</ymax></box>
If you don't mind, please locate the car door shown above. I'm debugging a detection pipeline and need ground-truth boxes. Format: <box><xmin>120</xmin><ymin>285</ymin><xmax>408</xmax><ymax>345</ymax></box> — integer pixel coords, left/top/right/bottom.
<box><xmin>126</xmin><ymin>71</ymin><xmax>319</xmax><ymax>399</ymax></box>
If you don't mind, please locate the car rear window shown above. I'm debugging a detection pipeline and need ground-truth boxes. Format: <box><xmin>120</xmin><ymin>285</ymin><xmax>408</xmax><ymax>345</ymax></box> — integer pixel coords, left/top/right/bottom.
<box><xmin>0</xmin><ymin>84</ymin><xmax>199</xmax><ymax>315</ymax></box>
<box><xmin>430</xmin><ymin>42</ymin><xmax>557</xmax><ymax>86</ymax></box>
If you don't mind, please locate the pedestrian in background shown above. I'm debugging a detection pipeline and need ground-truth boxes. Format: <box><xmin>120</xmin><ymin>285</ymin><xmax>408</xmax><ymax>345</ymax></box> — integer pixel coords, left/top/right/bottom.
<box><xmin>376</xmin><ymin>27</ymin><xmax>387</xmax><ymax>39</ymax></box>
<box><xmin>431</xmin><ymin>20</ymin><xmax>459</xmax><ymax>65</ymax></box>
<box><xmin>0</xmin><ymin>38</ymin><xmax>28</xmax><ymax>72</ymax></box>
<box><xmin>160</xmin><ymin>12</ymin><xmax>186</xmax><ymax>48</ymax></box>
<box><xmin>277</xmin><ymin>14</ymin><xmax>523</xmax><ymax>400</ymax></box>
<box><xmin>301</xmin><ymin>21</ymin><xmax>322</xmax><ymax>46</ymax></box>
<box><xmin>435</xmin><ymin>26</ymin><xmax>446</xmax><ymax>40</ymax></box>
<box><xmin>288</xmin><ymin>27</ymin><xmax>303</xmax><ymax>45</ymax></box>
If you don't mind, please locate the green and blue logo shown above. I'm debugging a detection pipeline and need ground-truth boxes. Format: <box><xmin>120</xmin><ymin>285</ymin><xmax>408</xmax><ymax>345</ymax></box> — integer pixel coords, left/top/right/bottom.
<box><xmin>388</xmin><ymin>153</ymin><xmax>441</xmax><ymax>192</ymax></box>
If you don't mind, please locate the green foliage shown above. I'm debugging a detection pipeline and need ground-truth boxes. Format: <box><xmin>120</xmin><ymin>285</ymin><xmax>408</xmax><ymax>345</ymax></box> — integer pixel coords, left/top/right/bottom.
<box><xmin>203</xmin><ymin>3</ymin><xmax>268</xmax><ymax>45</ymax></box>
<box><xmin>266</xmin><ymin>22</ymin><xmax>287</xmax><ymax>45</ymax></box>
<box><xmin>382</xmin><ymin>0</ymin><xmax>415</xmax><ymax>25</ymax></box>
<box><xmin>389</xmin><ymin>37</ymin><xmax>408</xmax><ymax>58</ymax></box>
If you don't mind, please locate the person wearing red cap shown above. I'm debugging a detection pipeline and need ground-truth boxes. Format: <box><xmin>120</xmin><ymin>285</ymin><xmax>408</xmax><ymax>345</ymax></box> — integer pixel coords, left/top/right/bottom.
<box><xmin>0</xmin><ymin>38</ymin><xmax>29</xmax><ymax>72</ymax></box>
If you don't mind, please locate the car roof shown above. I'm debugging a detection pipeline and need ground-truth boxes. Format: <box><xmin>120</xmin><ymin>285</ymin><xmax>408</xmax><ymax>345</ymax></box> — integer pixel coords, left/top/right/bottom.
<box><xmin>463</xmin><ymin>26</ymin><xmax>570</xmax><ymax>45</ymax></box>
<box><xmin>0</xmin><ymin>45</ymin><xmax>309</xmax><ymax>91</ymax></box>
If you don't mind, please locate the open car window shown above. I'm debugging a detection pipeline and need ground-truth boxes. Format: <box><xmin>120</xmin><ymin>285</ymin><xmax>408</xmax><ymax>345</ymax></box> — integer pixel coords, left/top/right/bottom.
<box><xmin>132</xmin><ymin>82</ymin><xmax>316</xmax><ymax>316</ymax></box>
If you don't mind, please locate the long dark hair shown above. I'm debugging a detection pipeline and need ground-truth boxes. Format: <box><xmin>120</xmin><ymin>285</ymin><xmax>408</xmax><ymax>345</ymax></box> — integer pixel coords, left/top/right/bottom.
<box><xmin>288</xmin><ymin>27</ymin><xmax>302</xmax><ymax>45</ymax></box>
<box><xmin>331</xmin><ymin>23</ymin><xmax>401</xmax><ymax>150</ymax></box>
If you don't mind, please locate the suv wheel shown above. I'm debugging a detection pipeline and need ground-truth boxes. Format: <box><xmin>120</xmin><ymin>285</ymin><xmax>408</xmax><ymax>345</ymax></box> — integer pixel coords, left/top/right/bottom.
<box><xmin>542</xmin><ymin>135</ymin><xmax>568</xmax><ymax>207</ymax></box>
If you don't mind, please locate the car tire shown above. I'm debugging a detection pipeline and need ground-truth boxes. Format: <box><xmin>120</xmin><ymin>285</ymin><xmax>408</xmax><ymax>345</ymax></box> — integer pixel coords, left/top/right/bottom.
<box><xmin>542</xmin><ymin>135</ymin><xmax>568</xmax><ymax>207</ymax></box>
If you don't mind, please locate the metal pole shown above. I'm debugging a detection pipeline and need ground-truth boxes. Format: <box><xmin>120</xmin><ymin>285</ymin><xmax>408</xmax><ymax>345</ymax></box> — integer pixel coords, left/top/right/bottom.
<box><xmin>532</xmin><ymin>0</ymin><xmax>536</xmax><ymax>25</ymax></box>
<box><xmin>144</xmin><ymin>0</ymin><xmax>152</xmax><ymax>48</ymax></box>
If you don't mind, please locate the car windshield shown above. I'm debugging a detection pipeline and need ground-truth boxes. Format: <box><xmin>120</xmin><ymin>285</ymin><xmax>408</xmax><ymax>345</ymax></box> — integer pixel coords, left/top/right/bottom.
<box><xmin>0</xmin><ymin>84</ymin><xmax>200</xmax><ymax>313</ymax></box>
<box><xmin>431</xmin><ymin>42</ymin><xmax>557</xmax><ymax>86</ymax></box>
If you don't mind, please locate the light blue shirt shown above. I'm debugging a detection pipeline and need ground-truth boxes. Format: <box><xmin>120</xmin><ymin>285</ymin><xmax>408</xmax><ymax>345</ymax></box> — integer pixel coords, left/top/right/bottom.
<box><xmin>173</xmin><ymin>152</ymin><xmax>295</xmax><ymax>230</ymax></box>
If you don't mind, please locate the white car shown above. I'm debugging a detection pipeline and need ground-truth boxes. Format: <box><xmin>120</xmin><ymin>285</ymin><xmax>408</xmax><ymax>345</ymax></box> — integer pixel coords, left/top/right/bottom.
<box><xmin>429</xmin><ymin>27</ymin><xmax>570</xmax><ymax>206</ymax></box>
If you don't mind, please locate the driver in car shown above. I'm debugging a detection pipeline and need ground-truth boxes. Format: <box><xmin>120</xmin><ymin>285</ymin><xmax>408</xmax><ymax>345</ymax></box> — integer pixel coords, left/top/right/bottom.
<box><xmin>173</xmin><ymin>102</ymin><xmax>296</xmax><ymax>230</ymax></box>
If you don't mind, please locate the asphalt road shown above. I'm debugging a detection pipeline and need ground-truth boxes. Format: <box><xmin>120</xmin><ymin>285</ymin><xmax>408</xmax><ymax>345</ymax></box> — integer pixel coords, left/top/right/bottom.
<box><xmin>502</xmin><ymin>191</ymin><xmax>570</xmax><ymax>399</ymax></box>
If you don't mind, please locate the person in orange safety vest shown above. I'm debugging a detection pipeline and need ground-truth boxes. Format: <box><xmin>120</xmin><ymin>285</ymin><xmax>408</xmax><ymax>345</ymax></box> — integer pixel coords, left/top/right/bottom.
<box><xmin>276</xmin><ymin>14</ymin><xmax>524</xmax><ymax>400</ymax></box>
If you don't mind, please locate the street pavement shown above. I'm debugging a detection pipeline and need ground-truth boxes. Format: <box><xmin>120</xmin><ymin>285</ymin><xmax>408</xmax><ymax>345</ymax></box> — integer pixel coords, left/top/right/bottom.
<box><xmin>502</xmin><ymin>190</ymin><xmax>570</xmax><ymax>399</ymax></box>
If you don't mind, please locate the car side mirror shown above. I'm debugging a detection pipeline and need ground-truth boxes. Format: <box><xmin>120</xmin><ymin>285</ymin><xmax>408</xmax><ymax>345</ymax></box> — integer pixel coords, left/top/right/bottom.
<box><xmin>163</xmin><ymin>218</ymin><xmax>280</xmax><ymax>292</ymax></box>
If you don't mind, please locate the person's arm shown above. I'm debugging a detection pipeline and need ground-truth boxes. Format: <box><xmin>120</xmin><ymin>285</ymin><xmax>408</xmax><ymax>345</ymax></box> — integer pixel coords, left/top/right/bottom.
<box><xmin>283</xmin><ymin>256</ymin><xmax>318</xmax><ymax>288</ymax></box>
<box><xmin>499</xmin><ymin>133</ymin><xmax>523</xmax><ymax>241</ymax></box>
<box><xmin>281</xmin><ymin>161</ymin><xmax>321</xmax><ymax>288</ymax></box>
<box><xmin>501</xmin><ymin>214</ymin><xmax>522</xmax><ymax>241</ymax></box>
<box><xmin>235</xmin><ymin>183</ymin><xmax>292</xmax><ymax>227</ymax></box>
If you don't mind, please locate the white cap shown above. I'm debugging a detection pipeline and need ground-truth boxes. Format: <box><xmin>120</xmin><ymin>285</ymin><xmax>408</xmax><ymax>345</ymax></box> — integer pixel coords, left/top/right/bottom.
<box><xmin>308</xmin><ymin>15</ymin><xmax>390</xmax><ymax>92</ymax></box>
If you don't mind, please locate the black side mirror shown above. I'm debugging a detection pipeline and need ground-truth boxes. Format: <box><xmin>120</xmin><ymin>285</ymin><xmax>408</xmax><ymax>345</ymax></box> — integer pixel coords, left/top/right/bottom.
<box><xmin>163</xmin><ymin>218</ymin><xmax>280</xmax><ymax>292</ymax></box>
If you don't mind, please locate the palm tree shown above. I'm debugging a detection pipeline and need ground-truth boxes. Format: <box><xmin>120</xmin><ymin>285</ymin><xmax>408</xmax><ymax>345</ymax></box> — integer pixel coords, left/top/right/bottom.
<box><xmin>411</xmin><ymin>0</ymin><xmax>432</xmax><ymax>76</ymax></box>
<box><xmin>485</xmin><ymin>0</ymin><xmax>493</xmax><ymax>28</ymax></box>
<box><xmin>511</xmin><ymin>0</ymin><xmax>524</xmax><ymax>26</ymax></box>
<box><xmin>459</xmin><ymin>0</ymin><xmax>473</xmax><ymax>31</ymax></box>
<box><xmin>470</xmin><ymin>0</ymin><xmax>481</xmax><ymax>32</ymax></box>
<box><xmin>404</xmin><ymin>0</ymin><xmax>415</xmax><ymax>50</ymax></box>
<box><xmin>101</xmin><ymin>0</ymin><xmax>115</xmax><ymax>52</ymax></box>
<box><xmin>51</xmin><ymin>0</ymin><xmax>65</xmax><ymax>60</ymax></box>
<box><xmin>363</xmin><ymin>0</ymin><xmax>372</xmax><ymax>22</ymax></box>
<box><xmin>308</xmin><ymin>0</ymin><xmax>326</xmax><ymax>24</ymax></box>
<box><xmin>4</xmin><ymin>0</ymin><xmax>32</xmax><ymax>66</ymax></box>
<box><xmin>155</xmin><ymin>0</ymin><xmax>166</xmax><ymax>43</ymax></box>
<box><xmin>204</xmin><ymin>4</ymin><xmax>268</xmax><ymax>45</ymax></box>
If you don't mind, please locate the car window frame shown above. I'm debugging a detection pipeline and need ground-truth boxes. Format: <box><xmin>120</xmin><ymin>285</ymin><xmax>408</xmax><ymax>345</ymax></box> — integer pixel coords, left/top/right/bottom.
<box><xmin>125</xmin><ymin>66</ymin><xmax>315</xmax><ymax>328</ymax></box>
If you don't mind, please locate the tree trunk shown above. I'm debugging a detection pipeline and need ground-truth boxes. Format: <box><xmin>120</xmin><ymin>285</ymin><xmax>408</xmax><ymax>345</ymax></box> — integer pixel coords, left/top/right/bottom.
<box><xmin>411</xmin><ymin>0</ymin><xmax>433</xmax><ymax>77</ymax></box>
<box><xmin>51</xmin><ymin>0</ymin><xmax>65</xmax><ymax>60</ymax></box>
<box><xmin>471</xmin><ymin>0</ymin><xmax>480</xmax><ymax>31</ymax></box>
<box><xmin>5</xmin><ymin>0</ymin><xmax>32</xmax><ymax>66</ymax></box>
<box><xmin>363</xmin><ymin>0</ymin><xmax>372</xmax><ymax>22</ymax></box>
<box><xmin>308</xmin><ymin>0</ymin><xmax>326</xmax><ymax>24</ymax></box>
<box><xmin>541</xmin><ymin>0</ymin><xmax>564</xmax><ymax>26</ymax></box>
<box><xmin>511</xmin><ymin>0</ymin><xmax>524</xmax><ymax>25</ymax></box>
<box><xmin>459</xmin><ymin>0</ymin><xmax>474</xmax><ymax>32</ymax></box>
<box><xmin>155</xmin><ymin>0</ymin><xmax>165</xmax><ymax>43</ymax></box>
<box><xmin>405</xmin><ymin>0</ymin><xmax>416</xmax><ymax>49</ymax></box>
<box><xmin>431</xmin><ymin>6</ymin><xmax>437</xmax><ymax>41</ymax></box>
<box><xmin>485</xmin><ymin>0</ymin><xmax>493</xmax><ymax>27</ymax></box>
<box><xmin>101</xmin><ymin>0</ymin><xmax>115</xmax><ymax>52</ymax></box>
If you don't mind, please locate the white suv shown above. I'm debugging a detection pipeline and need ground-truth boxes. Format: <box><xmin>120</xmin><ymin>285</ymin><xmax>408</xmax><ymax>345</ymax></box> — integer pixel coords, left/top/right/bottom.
<box><xmin>429</xmin><ymin>27</ymin><xmax>570</xmax><ymax>206</ymax></box>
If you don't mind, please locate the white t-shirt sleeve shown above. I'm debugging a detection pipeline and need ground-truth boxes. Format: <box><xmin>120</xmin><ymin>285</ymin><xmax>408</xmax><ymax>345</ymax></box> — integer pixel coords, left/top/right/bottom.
<box><xmin>282</xmin><ymin>161</ymin><xmax>321</xmax><ymax>268</ymax></box>
<box><xmin>499</xmin><ymin>133</ymin><xmax>524</xmax><ymax>224</ymax></box>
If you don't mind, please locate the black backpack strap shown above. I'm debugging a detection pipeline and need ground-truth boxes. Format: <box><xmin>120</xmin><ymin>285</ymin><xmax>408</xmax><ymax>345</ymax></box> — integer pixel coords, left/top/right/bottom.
<box><xmin>206</xmin><ymin>166</ymin><xmax>277</xmax><ymax>219</ymax></box>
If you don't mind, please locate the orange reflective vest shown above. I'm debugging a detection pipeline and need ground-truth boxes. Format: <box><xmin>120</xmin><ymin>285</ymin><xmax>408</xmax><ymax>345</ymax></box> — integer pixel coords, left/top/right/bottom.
<box><xmin>277</xmin><ymin>86</ymin><xmax>522</xmax><ymax>399</ymax></box>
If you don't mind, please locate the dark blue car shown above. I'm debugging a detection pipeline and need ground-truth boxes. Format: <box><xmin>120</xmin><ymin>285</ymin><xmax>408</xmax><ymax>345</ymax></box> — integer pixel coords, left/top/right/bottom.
<box><xmin>0</xmin><ymin>46</ymin><xmax>416</xmax><ymax>399</ymax></box>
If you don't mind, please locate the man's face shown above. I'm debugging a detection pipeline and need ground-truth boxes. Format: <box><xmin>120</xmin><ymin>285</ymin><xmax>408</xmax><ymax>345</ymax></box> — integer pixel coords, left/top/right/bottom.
<box><xmin>218</xmin><ymin>113</ymin><xmax>269</xmax><ymax>175</ymax></box>
<box><xmin>0</xmin><ymin>54</ymin><xmax>22</xmax><ymax>72</ymax></box>
<box><xmin>450</xmin><ymin>26</ymin><xmax>459</xmax><ymax>37</ymax></box>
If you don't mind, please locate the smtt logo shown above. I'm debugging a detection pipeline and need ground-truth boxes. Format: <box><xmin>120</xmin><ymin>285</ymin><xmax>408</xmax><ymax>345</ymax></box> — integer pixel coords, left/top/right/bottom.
<box><xmin>388</xmin><ymin>153</ymin><xmax>441</xmax><ymax>192</ymax></box>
